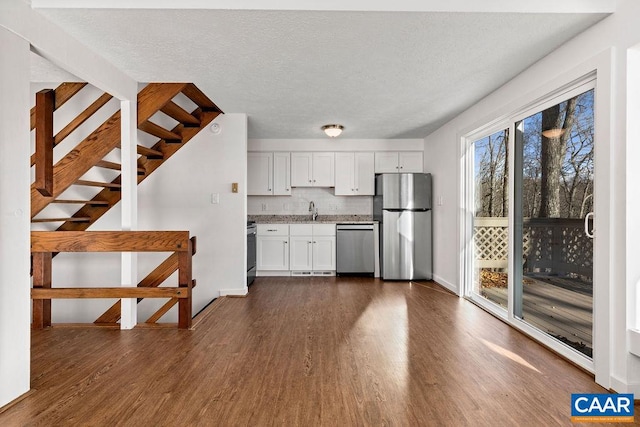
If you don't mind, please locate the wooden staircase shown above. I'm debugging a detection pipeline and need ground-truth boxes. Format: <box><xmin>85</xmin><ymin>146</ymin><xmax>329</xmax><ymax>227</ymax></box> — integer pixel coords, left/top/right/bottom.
<box><xmin>31</xmin><ymin>82</ymin><xmax>222</xmax><ymax>229</ymax></box>
<box><xmin>29</xmin><ymin>82</ymin><xmax>222</xmax><ymax>328</ymax></box>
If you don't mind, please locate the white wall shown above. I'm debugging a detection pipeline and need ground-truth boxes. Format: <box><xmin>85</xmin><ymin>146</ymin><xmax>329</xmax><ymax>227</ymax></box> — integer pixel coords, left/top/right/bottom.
<box><xmin>424</xmin><ymin>0</ymin><xmax>640</xmax><ymax>393</ymax></box>
<box><xmin>0</xmin><ymin>26</ymin><xmax>31</xmax><ymax>409</ymax></box>
<box><xmin>138</xmin><ymin>113</ymin><xmax>248</xmax><ymax>302</ymax></box>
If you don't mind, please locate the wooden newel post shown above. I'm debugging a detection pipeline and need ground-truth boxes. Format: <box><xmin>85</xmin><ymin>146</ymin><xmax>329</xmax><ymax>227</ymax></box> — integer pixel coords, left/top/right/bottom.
<box><xmin>35</xmin><ymin>89</ymin><xmax>54</xmax><ymax>196</ymax></box>
<box><xmin>178</xmin><ymin>238</ymin><xmax>193</xmax><ymax>329</ymax></box>
<box><xmin>32</xmin><ymin>252</ymin><xmax>52</xmax><ymax>329</ymax></box>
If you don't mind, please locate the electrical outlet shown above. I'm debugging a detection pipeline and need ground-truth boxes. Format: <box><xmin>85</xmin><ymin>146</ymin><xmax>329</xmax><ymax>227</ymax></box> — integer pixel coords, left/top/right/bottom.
<box><xmin>261</xmin><ymin>203</ymin><xmax>268</xmax><ymax>211</ymax></box>
<box><xmin>283</xmin><ymin>203</ymin><xmax>291</xmax><ymax>211</ymax></box>
<box><xmin>211</xmin><ymin>193</ymin><xmax>220</xmax><ymax>204</ymax></box>
<box><xmin>438</xmin><ymin>196</ymin><xmax>443</xmax><ymax>206</ymax></box>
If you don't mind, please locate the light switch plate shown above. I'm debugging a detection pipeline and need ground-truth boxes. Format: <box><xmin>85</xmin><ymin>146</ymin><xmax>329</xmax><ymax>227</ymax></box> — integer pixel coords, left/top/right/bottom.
<box><xmin>211</xmin><ymin>193</ymin><xmax>220</xmax><ymax>204</ymax></box>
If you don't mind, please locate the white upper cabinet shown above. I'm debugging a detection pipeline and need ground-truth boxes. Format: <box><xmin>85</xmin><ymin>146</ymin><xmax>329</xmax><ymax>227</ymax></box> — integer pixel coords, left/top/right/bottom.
<box><xmin>273</xmin><ymin>152</ymin><xmax>291</xmax><ymax>195</ymax></box>
<box><xmin>291</xmin><ymin>152</ymin><xmax>335</xmax><ymax>187</ymax></box>
<box><xmin>398</xmin><ymin>151</ymin><xmax>424</xmax><ymax>172</ymax></box>
<box><xmin>247</xmin><ymin>152</ymin><xmax>291</xmax><ymax>196</ymax></box>
<box><xmin>335</xmin><ymin>152</ymin><xmax>374</xmax><ymax>196</ymax></box>
<box><xmin>247</xmin><ymin>152</ymin><xmax>273</xmax><ymax>195</ymax></box>
<box><xmin>374</xmin><ymin>152</ymin><xmax>399</xmax><ymax>173</ymax></box>
<box><xmin>374</xmin><ymin>151</ymin><xmax>423</xmax><ymax>173</ymax></box>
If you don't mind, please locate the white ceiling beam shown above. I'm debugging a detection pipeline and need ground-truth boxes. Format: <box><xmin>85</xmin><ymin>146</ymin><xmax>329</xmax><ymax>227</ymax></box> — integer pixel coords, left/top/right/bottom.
<box><xmin>31</xmin><ymin>0</ymin><xmax>616</xmax><ymax>14</ymax></box>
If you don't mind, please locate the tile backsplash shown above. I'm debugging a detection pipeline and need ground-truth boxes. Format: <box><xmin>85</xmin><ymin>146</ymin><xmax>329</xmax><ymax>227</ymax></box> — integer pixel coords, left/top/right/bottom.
<box><xmin>248</xmin><ymin>187</ymin><xmax>372</xmax><ymax>216</ymax></box>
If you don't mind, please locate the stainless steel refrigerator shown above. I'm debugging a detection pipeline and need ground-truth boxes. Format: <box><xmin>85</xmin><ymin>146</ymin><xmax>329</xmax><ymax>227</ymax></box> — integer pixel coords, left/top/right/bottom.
<box><xmin>374</xmin><ymin>173</ymin><xmax>432</xmax><ymax>280</ymax></box>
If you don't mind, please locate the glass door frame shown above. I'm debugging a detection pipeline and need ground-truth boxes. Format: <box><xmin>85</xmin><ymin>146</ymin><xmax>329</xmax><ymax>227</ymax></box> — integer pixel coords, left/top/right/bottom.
<box><xmin>462</xmin><ymin>120</ymin><xmax>512</xmax><ymax>321</ymax></box>
<box><xmin>462</xmin><ymin>74</ymin><xmax>599</xmax><ymax>373</ymax></box>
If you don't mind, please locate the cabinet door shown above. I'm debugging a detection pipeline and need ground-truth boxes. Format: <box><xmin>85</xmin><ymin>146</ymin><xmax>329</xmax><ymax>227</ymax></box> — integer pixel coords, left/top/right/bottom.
<box><xmin>399</xmin><ymin>151</ymin><xmax>423</xmax><ymax>172</ymax></box>
<box><xmin>334</xmin><ymin>152</ymin><xmax>355</xmax><ymax>195</ymax></box>
<box><xmin>257</xmin><ymin>236</ymin><xmax>289</xmax><ymax>270</ymax></box>
<box><xmin>312</xmin><ymin>152</ymin><xmax>335</xmax><ymax>187</ymax></box>
<box><xmin>354</xmin><ymin>152</ymin><xmax>375</xmax><ymax>195</ymax></box>
<box><xmin>273</xmin><ymin>152</ymin><xmax>291</xmax><ymax>195</ymax></box>
<box><xmin>291</xmin><ymin>152</ymin><xmax>313</xmax><ymax>187</ymax></box>
<box><xmin>313</xmin><ymin>236</ymin><xmax>336</xmax><ymax>271</ymax></box>
<box><xmin>289</xmin><ymin>236</ymin><xmax>313</xmax><ymax>271</ymax></box>
<box><xmin>374</xmin><ymin>152</ymin><xmax>400</xmax><ymax>173</ymax></box>
<box><xmin>247</xmin><ymin>152</ymin><xmax>273</xmax><ymax>195</ymax></box>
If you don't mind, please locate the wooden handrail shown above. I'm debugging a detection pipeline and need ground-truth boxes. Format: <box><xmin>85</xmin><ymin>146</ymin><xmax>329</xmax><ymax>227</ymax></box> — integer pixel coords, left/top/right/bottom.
<box><xmin>32</xmin><ymin>287</ymin><xmax>188</xmax><ymax>299</ymax></box>
<box><xmin>35</xmin><ymin>89</ymin><xmax>54</xmax><ymax>196</ymax></box>
<box><xmin>31</xmin><ymin>231</ymin><xmax>190</xmax><ymax>253</ymax></box>
<box><xmin>31</xmin><ymin>231</ymin><xmax>194</xmax><ymax>329</ymax></box>
<box><xmin>29</xmin><ymin>82</ymin><xmax>87</xmax><ymax>130</ymax></box>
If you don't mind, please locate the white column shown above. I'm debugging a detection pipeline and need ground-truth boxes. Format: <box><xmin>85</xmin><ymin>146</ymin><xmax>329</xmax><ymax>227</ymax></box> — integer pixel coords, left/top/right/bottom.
<box><xmin>0</xmin><ymin>27</ymin><xmax>31</xmax><ymax>407</ymax></box>
<box><xmin>120</xmin><ymin>99</ymin><xmax>138</xmax><ymax>329</ymax></box>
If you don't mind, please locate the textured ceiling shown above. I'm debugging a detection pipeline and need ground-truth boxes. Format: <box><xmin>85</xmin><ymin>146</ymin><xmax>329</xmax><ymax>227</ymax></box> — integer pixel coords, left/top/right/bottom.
<box><xmin>33</xmin><ymin>8</ymin><xmax>608</xmax><ymax>139</ymax></box>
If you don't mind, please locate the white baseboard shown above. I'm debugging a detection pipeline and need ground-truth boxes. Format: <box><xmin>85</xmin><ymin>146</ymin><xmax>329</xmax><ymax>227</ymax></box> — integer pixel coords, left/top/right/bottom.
<box><xmin>610</xmin><ymin>375</ymin><xmax>640</xmax><ymax>395</ymax></box>
<box><xmin>257</xmin><ymin>271</ymin><xmax>291</xmax><ymax>277</ymax></box>
<box><xmin>432</xmin><ymin>274</ymin><xmax>460</xmax><ymax>296</ymax></box>
<box><xmin>219</xmin><ymin>287</ymin><xmax>248</xmax><ymax>297</ymax></box>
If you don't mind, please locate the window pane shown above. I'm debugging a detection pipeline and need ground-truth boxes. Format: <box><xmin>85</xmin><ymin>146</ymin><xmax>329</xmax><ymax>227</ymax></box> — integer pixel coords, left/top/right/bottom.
<box><xmin>472</xmin><ymin>129</ymin><xmax>509</xmax><ymax>310</ymax></box>
<box><xmin>515</xmin><ymin>89</ymin><xmax>594</xmax><ymax>358</ymax></box>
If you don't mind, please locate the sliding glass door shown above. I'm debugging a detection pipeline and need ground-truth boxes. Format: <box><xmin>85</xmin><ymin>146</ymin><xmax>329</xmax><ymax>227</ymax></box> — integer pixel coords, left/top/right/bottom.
<box><xmin>465</xmin><ymin>78</ymin><xmax>595</xmax><ymax>362</ymax></box>
<box><xmin>513</xmin><ymin>87</ymin><xmax>594</xmax><ymax>358</ymax></box>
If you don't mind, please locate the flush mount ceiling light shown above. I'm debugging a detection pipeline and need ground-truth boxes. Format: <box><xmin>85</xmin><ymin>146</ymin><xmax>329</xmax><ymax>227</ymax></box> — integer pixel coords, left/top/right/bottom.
<box><xmin>541</xmin><ymin>128</ymin><xmax>566</xmax><ymax>139</ymax></box>
<box><xmin>322</xmin><ymin>124</ymin><xmax>344</xmax><ymax>138</ymax></box>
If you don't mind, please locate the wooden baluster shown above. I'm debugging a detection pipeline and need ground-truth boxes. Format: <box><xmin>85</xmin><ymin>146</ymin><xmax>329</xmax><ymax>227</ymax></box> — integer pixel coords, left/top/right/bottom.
<box><xmin>32</xmin><ymin>252</ymin><xmax>52</xmax><ymax>329</ymax></box>
<box><xmin>178</xmin><ymin>238</ymin><xmax>193</xmax><ymax>329</ymax></box>
<box><xmin>35</xmin><ymin>89</ymin><xmax>54</xmax><ymax>196</ymax></box>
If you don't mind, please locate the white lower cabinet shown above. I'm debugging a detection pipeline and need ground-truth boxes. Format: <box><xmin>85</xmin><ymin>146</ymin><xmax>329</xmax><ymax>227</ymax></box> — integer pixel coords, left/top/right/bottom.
<box><xmin>257</xmin><ymin>224</ymin><xmax>289</xmax><ymax>272</ymax></box>
<box><xmin>289</xmin><ymin>224</ymin><xmax>336</xmax><ymax>275</ymax></box>
<box><xmin>312</xmin><ymin>236</ymin><xmax>336</xmax><ymax>271</ymax></box>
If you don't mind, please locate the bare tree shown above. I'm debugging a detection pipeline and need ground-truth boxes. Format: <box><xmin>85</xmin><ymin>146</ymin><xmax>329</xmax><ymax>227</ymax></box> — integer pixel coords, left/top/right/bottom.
<box><xmin>539</xmin><ymin>97</ymin><xmax>577</xmax><ymax>218</ymax></box>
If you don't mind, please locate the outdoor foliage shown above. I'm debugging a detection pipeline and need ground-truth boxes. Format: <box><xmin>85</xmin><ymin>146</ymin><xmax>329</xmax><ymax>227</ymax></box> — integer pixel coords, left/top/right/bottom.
<box><xmin>474</xmin><ymin>89</ymin><xmax>594</xmax><ymax>219</ymax></box>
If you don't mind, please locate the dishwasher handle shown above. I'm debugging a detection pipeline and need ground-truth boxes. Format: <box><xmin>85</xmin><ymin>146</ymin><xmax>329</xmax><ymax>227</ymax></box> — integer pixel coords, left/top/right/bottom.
<box><xmin>336</xmin><ymin>223</ymin><xmax>374</xmax><ymax>231</ymax></box>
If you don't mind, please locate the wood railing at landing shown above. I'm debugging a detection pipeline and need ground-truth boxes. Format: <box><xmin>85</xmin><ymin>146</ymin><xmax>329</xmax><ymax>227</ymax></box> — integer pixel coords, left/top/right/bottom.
<box><xmin>473</xmin><ymin>217</ymin><xmax>592</xmax><ymax>280</ymax></box>
<box><xmin>31</xmin><ymin>231</ymin><xmax>195</xmax><ymax>329</ymax></box>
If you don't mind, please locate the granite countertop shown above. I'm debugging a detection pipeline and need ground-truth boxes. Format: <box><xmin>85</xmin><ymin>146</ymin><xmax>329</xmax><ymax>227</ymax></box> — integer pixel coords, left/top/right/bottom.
<box><xmin>248</xmin><ymin>215</ymin><xmax>376</xmax><ymax>224</ymax></box>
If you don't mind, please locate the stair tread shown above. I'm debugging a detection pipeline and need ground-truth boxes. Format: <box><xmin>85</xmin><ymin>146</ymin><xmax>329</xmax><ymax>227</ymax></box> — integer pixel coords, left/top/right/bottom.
<box><xmin>52</xmin><ymin>199</ymin><xmax>110</xmax><ymax>206</ymax></box>
<box><xmin>95</xmin><ymin>160</ymin><xmax>121</xmax><ymax>170</ymax></box>
<box><xmin>137</xmin><ymin>145</ymin><xmax>164</xmax><ymax>159</ymax></box>
<box><xmin>139</xmin><ymin>120</ymin><xmax>182</xmax><ymax>141</ymax></box>
<box><xmin>75</xmin><ymin>180</ymin><xmax>122</xmax><ymax>189</ymax></box>
<box><xmin>32</xmin><ymin>217</ymin><xmax>91</xmax><ymax>223</ymax></box>
<box><xmin>95</xmin><ymin>160</ymin><xmax>145</xmax><ymax>175</ymax></box>
<box><xmin>160</xmin><ymin>101</ymin><xmax>200</xmax><ymax>126</ymax></box>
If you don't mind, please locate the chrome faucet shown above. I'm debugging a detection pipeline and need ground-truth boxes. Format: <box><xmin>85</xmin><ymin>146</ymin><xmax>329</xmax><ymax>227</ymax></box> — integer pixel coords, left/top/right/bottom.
<box><xmin>309</xmin><ymin>201</ymin><xmax>318</xmax><ymax>221</ymax></box>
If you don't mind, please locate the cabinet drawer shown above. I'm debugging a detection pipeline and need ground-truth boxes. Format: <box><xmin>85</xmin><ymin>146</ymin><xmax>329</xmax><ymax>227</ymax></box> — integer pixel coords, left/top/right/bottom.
<box><xmin>257</xmin><ymin>224</ymin><xmax>289</xmax><ymax>236</ymax></box>
<box><xmin>313</xmin><ymin>224</ymin><xmax>336</xmax><ymax>236</ymax></box>
<box><xmin>290</xmin><ymin>224</ymin><xmax>313</xmax><ymax>236</ymax></box>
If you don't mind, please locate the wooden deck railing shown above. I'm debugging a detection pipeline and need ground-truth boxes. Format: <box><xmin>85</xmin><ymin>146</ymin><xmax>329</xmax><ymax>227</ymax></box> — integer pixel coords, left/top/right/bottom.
<box><xmin>473</xmin><ymin>217</ymin><xmax>592</xmax><ymax>280</ymax></box>
<box><xmin>31</xmin><ymin>231</ymin><xmax>195</xmax><ymax>329</ymax></box>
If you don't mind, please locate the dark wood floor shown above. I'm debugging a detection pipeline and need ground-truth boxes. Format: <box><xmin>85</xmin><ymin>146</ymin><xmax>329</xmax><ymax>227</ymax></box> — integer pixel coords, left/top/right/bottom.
<box><xmin>0</xmin><ymin>277</ymin><xmax>631</xmax><ymax>426</ymax></box>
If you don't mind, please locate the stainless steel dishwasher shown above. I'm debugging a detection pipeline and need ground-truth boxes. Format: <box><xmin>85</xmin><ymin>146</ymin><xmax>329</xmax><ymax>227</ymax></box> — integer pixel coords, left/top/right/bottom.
<box><xmin>336</xmin><ymin>223</ymin><xmax>375</xmax><ymax>275</ymax></box>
